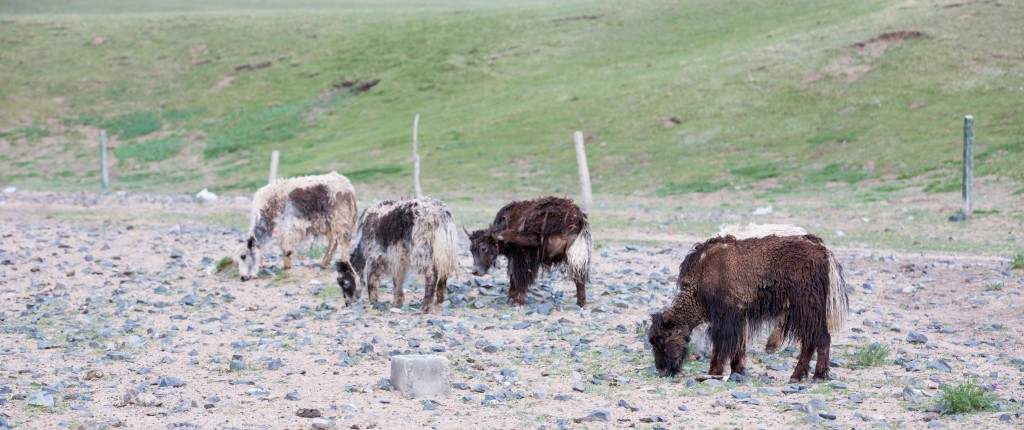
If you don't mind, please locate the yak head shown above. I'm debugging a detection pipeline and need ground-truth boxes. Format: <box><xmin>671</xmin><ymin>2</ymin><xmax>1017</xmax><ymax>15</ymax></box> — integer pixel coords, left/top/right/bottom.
<box><xmin>648</xmin><ymin>312</ymin><xmax>691</xmax><ymax>377</ymax></box>
<box><xmin>466</xmin><ymin>227</ymin><xmax>498</xmax><ymax>276</ymax></box>
<box><xmin>335</xmin><ymin>260</ymin><xmax>361</xmax><ymax>306</ymax></box>
<box><xmin>236</xmin><ymin>236</ymin><xmax>262</xmax><ymax>282</ymax></box>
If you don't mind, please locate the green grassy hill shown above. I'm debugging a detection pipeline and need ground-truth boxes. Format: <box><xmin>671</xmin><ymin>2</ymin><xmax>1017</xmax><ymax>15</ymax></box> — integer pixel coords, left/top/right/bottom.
<box><xmin>1</xmin><ymin>1</ymin><xmax>1022</xmax><ymax>218</ymax></box>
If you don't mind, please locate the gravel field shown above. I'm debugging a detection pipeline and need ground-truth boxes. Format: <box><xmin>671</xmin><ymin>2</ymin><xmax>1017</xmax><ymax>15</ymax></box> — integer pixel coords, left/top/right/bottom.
<box><xmin>1</xmin><ymin>191</ymin><xmax>1022</xmax><ymax>429</ymax></box>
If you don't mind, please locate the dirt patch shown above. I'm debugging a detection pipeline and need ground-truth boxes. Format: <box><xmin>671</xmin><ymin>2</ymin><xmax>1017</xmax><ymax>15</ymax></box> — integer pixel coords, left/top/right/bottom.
<box><xmin>234</xmin><ymin>60</ymin><xmax>273</xmax><ymax>72</ymax></box>
<box><xmin>553</xmin><ymin>15</ymin><xmax>602</xmax><ymax>24</ymax></box>
<box><xmin>212</xmin><ymin>76</ymin><xmax>234</xmax><ymax>90</ymax></box>
<box><xmin>809</xmin><ymin>30</ymin><xmax>926</xmax><ymax>84</ymax></box>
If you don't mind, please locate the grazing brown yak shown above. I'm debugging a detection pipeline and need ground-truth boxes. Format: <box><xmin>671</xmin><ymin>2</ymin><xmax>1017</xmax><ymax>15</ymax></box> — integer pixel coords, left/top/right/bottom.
<box><xmin>648</xmin><ymin>234</ymin><xmax>848</xmax><ymax>382</ymax></box>
<box><xmin>467</xmin><ymin>196</ymin><xmax>592</xmax><ymax>307</ymax></box>
<box><xmin>335</xmin><ymin>196</ymin><xmax>459</xmax><ymax>314</ymax></box>
<box><xmin>237</xmin><ymin>172</ymin><xmax>357</xmax><ymax>281</ymax></box>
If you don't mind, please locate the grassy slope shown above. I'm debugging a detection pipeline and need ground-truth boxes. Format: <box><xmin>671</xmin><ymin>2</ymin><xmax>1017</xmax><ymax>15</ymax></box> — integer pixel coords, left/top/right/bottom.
<box><xmin>0</xmin><ymin>0</ymin><xmax>1022</xmax><ymax>253</ymax></box>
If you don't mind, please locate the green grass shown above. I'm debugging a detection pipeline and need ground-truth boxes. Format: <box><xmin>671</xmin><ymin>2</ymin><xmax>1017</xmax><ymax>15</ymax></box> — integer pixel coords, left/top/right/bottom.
<box><xmin>1011</xmin><ymin>253</ymin><xmax>1024</xmax><ymax>271</ymax></box>
<box><xmin>0</xmin><ymin>0</ymin><xmax>1021</xmax><ymax>197</ymax></box>
<box><xmin>848</xmin><ymin>343</ymin><xmax>889</xmax><ymax>368</ymax></box>
<box><xmin>938</xmin><ymin>381</ymin><xmax>1001</xmax><ymax>415</ymax></box>
<box><xmin>985</xmin><ymin>283</ymin><xmax>1004</xmax><ymax>292</ymax></box>
<box><xmin>115</xmin><ymin>136</ymin><xmax>184</xmax><ymax>163</ymax></box>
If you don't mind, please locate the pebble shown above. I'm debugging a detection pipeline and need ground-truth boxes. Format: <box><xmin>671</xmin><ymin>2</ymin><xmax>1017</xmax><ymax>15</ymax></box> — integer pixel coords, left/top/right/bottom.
<box><xmin>907</xmin><ymin>332</ymin><xmax>928</xmax><ymax>344</ymax></box>
<box><xmin>617</xmin><ymin>399</ymin><xmax>641</xmax><ymax>411</ymax></box>
<box><xmin>578</xmin><ymin>410</ymin><xmax>610</xmax><ymax>422</ymax></box>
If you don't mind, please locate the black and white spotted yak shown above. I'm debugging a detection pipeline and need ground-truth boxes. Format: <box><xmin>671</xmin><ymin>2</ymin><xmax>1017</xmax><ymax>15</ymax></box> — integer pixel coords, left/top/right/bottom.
<box><xmin>335</xmin><ymin>196</ymin><xmax>459</xmax><ymax>314</ymax></box>
<box><xmin>467</xmin><ymin>196</ymin><xmax>592</xmax><ymax>307</ymax></box>
<box><xmin>236</xmin><ymin>172</ymin><xmax>357</xmax><ymax>281</ymax></box>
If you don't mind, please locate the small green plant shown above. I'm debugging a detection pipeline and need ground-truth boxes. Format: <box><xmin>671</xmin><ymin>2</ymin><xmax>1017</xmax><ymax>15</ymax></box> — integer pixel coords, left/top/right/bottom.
<box><xmin>114</xmin><ymin>136</ymin><xmax>183</xmax><ymax>163</ymax></box>
<box><xmin>1011</xmin><ymin>253</ymin><xmax>1024</xmax><ymax>271</ymax></box>
<box><xmin>215</xmin><ymin>257</ymin><xmax>234</xmax><ymax>273</ymax></box>
<box><xmin>849</xmin><ymin>343</ymin><xmax>889</xmax><ymax>367</ymax></box>
<box><xmin>985</xmin><ymin>283</ymin><xmax>1004</xmax><ymax>292</ymax></box>
<box><xmin>938</xmin><ymin>381</ymin><xmax>1001</xmax><ymax>414</ymax></box>
<box><xmin>657</xmin><ymin>180</ymin><xmax>729</xmax><ymax>196</ymax></box>
<box><xmin>106</xmin><ymin>111</ymin><xmax>163</xmax><ymax>139</ymax></box>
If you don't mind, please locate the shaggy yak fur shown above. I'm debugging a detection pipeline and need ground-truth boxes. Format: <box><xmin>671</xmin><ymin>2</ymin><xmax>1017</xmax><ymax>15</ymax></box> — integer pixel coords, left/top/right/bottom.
<box><xmin>648</xmin><ymin>233</ymin><xmax>848</xmax><ymax>382</ymax></box>
<box><xmin>335</xmin><ymin>196</ymin><xmax>459</xmax><ymax>314</ymax></box>
<box><xmin>467</xmin><ymin>196</ymin><xmax>592</xmax><ymax>307</ymax></box>
<box><xmin>237</xmin><ymin>172</ymin><xmax>357</xmax><ymax>281</ymax></box>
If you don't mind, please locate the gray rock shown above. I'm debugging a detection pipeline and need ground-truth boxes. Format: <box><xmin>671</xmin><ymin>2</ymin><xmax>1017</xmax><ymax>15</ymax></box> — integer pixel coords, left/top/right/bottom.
<box><xmin>849</xmin><ymin>393</ymin><xmax>864</xmax><ymax>403</ymax></box>
<box><xmin>578</xmin><ymin>410</ymin><xmax>610</xmax><ymax>422</ymax></box>
<box><xmin>229</xmin><ymin>358</ymin><xmax>248</xmax><ymax>371</ymax></box>
<box><xmin>927</xmin><ymin>359</ymin><xmax>952</xmax><ymax>372</ymax></box>
<box><xmin>268</xmin><ymin>358</ymin><xmax>284</xmax><ymax>371</ymax></box>
<box><xmin>907</xmin><ymin>332</ymin><xmax>928</xmax><ymax>344</ymax></box>
<box><xmin>27</xmin><ymin>391</ymin><xmax>54</xmax><ymax>408</ymax></box>
<box><xmin>731</xmin><ymin>391</ymin><xmax>751</xmax><ymax>399</ymax></box>
<box><xmin>472</xmin><ymin>384</ymin><xmax>489</xmax><ymax>393</ymax></box>
<box><xmin>554</xmin><ymin>394</ymin><xmax>572</xmax><ymax>401</ymax></box>
<box><xmin>927</xmin><ymin>420</ymin><xmax>946</xmax><ymax>428</ymax></box>
<box><xmin>285</xmin><ymin>391</ymin><xmax>300</xmax><ymax>400</ymax></box>
<box><xmin>376</xmin><ymin>378</ymin><xmax>393</xmax><ymax>391</ymax></box>
<box><xmin>572</xmin><ymin>382</ymin><xmax>586</xmax><ymax>392</ymax></box>
<box><xmin>159</xmin><ymin>376</ymin><xmax>186</xmax><ymax>387</ymax></box>
<box><xmin>617</xmin><ymin>399</ymin><xmax>641</xmax><ymax>412</ymax></box>
<box><xmin>703</xmin><ymin>378</ymin><xmax>725</xmax><ymax>387</ymax></box>
<box><xmin>803</xmin><ymin>414</ymin><xmax>825</xmax><ymax>424</ymax></box>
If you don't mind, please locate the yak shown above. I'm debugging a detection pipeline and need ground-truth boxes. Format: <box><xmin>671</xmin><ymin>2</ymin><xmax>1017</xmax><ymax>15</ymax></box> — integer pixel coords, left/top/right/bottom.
<box><xmin>335</xmin><ymin>196</ymin><xmax>459</xmax><ymax>314</ymax></box>
<box><xmin>648</xmin><ymin>233</ymin><xmax>848</xmax><ymax>383</ymax></box>
<box><xmin>237</xmin><ymin>172</ymin><xmax>357</xmax><ymax>281</ymax></box>
<box><xmin>467</xmin><ymin>196</ymin><xmax>592</xmax><ymax>307</ymax></box>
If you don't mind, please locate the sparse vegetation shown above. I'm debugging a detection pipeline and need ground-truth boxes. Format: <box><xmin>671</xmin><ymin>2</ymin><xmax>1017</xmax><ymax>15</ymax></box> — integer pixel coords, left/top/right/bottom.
<box><xmin>114</xmin><ymin>136</ymin><xmax>184</xmax><ymax>164</ymax></box>
<box><xmin>985</xmin><ymin>283</ymin><xmax>1004</xmax><ymax>292</ymax></box>
<box><xmin>215</xmin><ymin>257</ymin><xmax>234</xmax><ymax>273</ymax></box>
<box><xmin>849</xmin><ymin>343</ymin><xmax>889</xmax><ymax>368</ymax></box>
<box><xmin>938</xmin><ymin>381</ymin><xmax>1001</xmax><ymax>415</ymax></box>
<box><xmin>1011</xmin><ymin>253</ymin><xmax>1024</xmax><ymax>271</ymax></box>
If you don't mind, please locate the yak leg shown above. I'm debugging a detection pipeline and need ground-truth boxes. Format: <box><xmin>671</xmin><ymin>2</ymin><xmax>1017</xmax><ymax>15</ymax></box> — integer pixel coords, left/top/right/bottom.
<box><xmin>392</xmin><ymin>270</ymin><xmax>408</xmax><ymax>308</ymax></box>
<box><xmin>574</xmin><ymin>280</ymin><xmax>587</xmax><ymax>307</ymax></box>
<box><xmin>708</xmin><ymin>347</ymin><xmax>726</xmax><ymax>376</ymax></box>
<box><xmin>435</xmin><ymin>275</ymin><xmax>448</xmax><ymax>304</ymax></box>
<box><xmin>320</xmin><ymin>231</ymin><xmax>337</xmax><ymax>268</ymax></box>
<box><xmin>366</xmin><ymin>262</ymin><xmax>384</xmax><ymax>304</ymax></box>
<box><xmin>421</xmin><ymin>272</ymin><xmax>437</xmax><ymax>314</ymax></box>
<box><xmin>506</xmin><ymin>251</ymin><xmax>536</xmax><ymax>306</ymax></box>
<box><xmin>282</xmin><ymin>249</ymin><xmax>294</xmax><ymax>270</ymax></box>
<box><xmin>812</xmin><ymin>332</ymin><xmax>832</xmax><ymax>382</ymax></box>
<box><xmin>789</xmin><ymin>340</ymin><xmax>815</xmax><ymax>383</ymax></box>
<box><xmin>765</xmin><ymin>317</ymin><xmax>786</xmax><ymax>353</ymax></box>
<box><xmin>730</xmin><ymin>352</ymin><xmax>747</xmax><ymax>376</ymax></box>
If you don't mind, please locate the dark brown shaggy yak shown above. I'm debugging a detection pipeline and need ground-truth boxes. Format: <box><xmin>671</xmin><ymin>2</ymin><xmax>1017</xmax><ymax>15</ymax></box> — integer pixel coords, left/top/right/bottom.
<box><xmin>467</xmin><ymin>196</ymin><xmax>592</xmax><ymax>307</ymax></box>
<box><xmin>648</xmin><ymin>234</ymin><xmax>848</xmax><ymax>382</ymax></box>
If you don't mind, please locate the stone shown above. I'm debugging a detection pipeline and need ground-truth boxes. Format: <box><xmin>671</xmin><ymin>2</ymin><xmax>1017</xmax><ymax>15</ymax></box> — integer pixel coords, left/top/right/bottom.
<box><xmin>907</xmin><ymin>332</ymin><xmax>928</xmax><ymax>344</ymax></box>
<box><xmin>617</xmin><ymin>399</ymin><xmax>641</xmax><ymax>411</ymax></box>
<box><xmin>159</xmin><ymin>376</ymin><xmax>186</xmax><ymax>387</ymax></box>
<box><xmin>577</xmin><ymin>410</ymin><xmax>610</xmax><ymax>423</ymax></box>
<box><xmin>927</xmin><ymin>420</ymin><xmax>946</xmax><ymax>428</ymax></box>
<box><xmin>554</xmin><ymin>394</ymin><xmax>572</xmax><ymax>401</ymax></box>
<box><xmin>927</xmin><ymin>359</ymin><xmax>952</xmax><ymax>372</ymax></box>
<box><xmin>285</xmin><ymin>391</ymin><xmax>300</xmax><ymax>400</ymax></box>
<box><xmin>268</xmin><ymin>358</ymin><xmax>284</xmax><ymax>370</ymax></box>
<box><xmin>803</xmin><ymin>414</ymin><xmax>825</xmax><ymax>424</ymax></box>
<box><xmin>390</xmin><ymin>355</ymin><xmax>450</xmax><ymax>399</ymax></box>
<box><xmin>297</xmin><ymin>408</ymin><xmax>322</xmax><ymax>418</ymax></box>
<box><xmin>27</xmin><ymin>391</ymin><xmax>54</xmax><ymax>408</ymax></box>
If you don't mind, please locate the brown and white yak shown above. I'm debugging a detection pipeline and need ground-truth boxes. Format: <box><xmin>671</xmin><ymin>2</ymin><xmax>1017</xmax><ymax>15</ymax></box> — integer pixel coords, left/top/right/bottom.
<box><xmin>648</xmin><ymin>233</ymin><xmax>848</xmax><ymax>382</ymax></box>
<box><xmin>467</xmin><ymin>196</ymin><xmax>592</xmax><ymax>307</ymax></box>
<box><xmin>335</xmin><ymin>196</ymin><xmax>459</xmax><ymax>314</ymax></box>
<box><xmin>236</xmin><ymin>172</ymin><xmax>357</xmax><ymax>281</ymax></box>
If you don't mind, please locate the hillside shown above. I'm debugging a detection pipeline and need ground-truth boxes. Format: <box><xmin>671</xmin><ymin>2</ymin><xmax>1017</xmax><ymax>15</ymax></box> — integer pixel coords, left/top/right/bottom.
<box><xmin>1</xmin><ymin>0</ymin><xmax>1022</xmax><ymax>253</ymax></box>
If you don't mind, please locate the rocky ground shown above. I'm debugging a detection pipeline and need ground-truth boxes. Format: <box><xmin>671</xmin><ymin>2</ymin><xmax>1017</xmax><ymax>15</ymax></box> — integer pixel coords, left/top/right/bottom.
<box><xmin>1</xmin><ymin>191</ymin><xmax>1022</xmax><ymax>430</ymax></box>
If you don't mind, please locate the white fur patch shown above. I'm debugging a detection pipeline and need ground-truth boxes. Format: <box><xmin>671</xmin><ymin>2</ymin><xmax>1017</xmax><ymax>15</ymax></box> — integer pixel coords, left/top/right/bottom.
<box><xmin>566</xmin><ymin>223</ymin><xmax>592</xmax><ymax>283</ymax></box>
<box><xmin>825</xmin><ymin>252</ymin><xmax>849</xmax><ymax>333</ymax></box>
<box><xmin>717</xmin><ymin>223</ymin><xmax>807</xmax><ymax>240</ymax></box>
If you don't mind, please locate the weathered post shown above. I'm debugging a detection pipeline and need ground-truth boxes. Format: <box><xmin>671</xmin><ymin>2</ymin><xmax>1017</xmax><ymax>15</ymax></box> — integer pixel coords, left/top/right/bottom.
<box><xmin>99</xmin><ymin>130</ymin><xmax>110</xmax><ymax>194</ymax></box>
<box><xmin>962</xmin><ymin>115</ymin><xmax>974</xmax><ymax>220</ymax></box>
<box><xmin>573</xmin><ymin>131</ymin><xmax>593</xmax><ymax>213</ymax></box>
<box><xmin>269</xmin><ymin>150</ymin><xmax>280</xmax><ymax>184</ymax></box>
<box><xmin>413</xmin><ymin>114</ymin><xmax>422</xmax><ymax>198</ymax></box>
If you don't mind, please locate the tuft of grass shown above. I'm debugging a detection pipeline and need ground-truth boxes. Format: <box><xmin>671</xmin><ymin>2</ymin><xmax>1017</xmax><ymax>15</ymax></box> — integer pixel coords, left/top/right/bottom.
<box><xmin>807</xmin><ymin>163</ymin><xmax>867</xmax><ymax>184</ymax></box>
<box><xmin>923</xmin><ymin>179</ymin><xmax>960</xmax><ymax>194</ymax></box>
<box><xmin>215</xmin><ymin>257</ymin><xmax>234</xmax><ymax>273</ymax></box>
<box><xmin>114</xmin><ymin>136</ymin><xmax>184</xmax><ymax>164</ymax></box>
<box><xmin>657</xmin><ymin>180</ymin><xmax>729</xmax><ymax>196</ymax></box>
<box><xmin>0</xmin><ymin>125</ymin><xmax>50</xmax><ymax>140</ymax></box>
<box><xmin>105</xmin><ymin>112</ymin><xmax>163</xmax><ymax>139</ymax></box>
<box><xmin>985</xmin><ymin>283</ymin><xmax>1004</xmax><ymax>292</ymax></box>
<box><xmin>849</xmin><ymin>343</ymin><xmax>889</xmax><ymax>367</ymax></box>
<box><xmin>729</xmin><ymin>162</ymin><xmax>785</xmax><ymax>180</ymax></box>
<box><xmin>938</xmin><ymin>381</ymin><xmax>1001</xmax><ymax>415</ymax></box>
<box><xmin>1011</xmin><ymin>253</ymin><xmax>1024</xmax><ymax>271</ymax></box>
<box><xmin>203</xmin><ymin>102</ymin><xmax>307</xmax><ymax>159</ymax></box>
<box><xmin>346</xmin><ymin>165</ymin><xmax>404</xmax><ymax>183</ymax></box>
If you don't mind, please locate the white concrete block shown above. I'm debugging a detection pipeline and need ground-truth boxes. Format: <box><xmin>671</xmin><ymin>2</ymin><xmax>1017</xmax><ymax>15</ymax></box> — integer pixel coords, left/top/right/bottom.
<box><xmin>390</xmin><ymin>355</ymin><xmax>450</xmax><ymax>399</ymax></box>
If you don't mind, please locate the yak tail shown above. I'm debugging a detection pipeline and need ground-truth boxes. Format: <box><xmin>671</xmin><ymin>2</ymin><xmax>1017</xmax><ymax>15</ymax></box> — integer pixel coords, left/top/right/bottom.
<box><xmin>431</xmin><ymin>213</ymin><xmax>460</xmax><ymax>280</ymax></box>
<box><xmin>566</xmin><ymin>220</ymin><xmax>592</xmax><ymax>284</ymax></box>
<box><xmin>825</xmin><ymin>251</ymin><xmax>849</xmax><ymax>333</ymax></box>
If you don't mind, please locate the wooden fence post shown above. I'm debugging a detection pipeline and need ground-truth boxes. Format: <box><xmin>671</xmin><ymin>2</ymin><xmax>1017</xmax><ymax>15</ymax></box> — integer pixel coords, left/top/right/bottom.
<box><xmin>573</xmin><ymin>131</ymin><xmax>593</xmax><ymax>213</ymax></box>
<box><xmin>962</xmin><ymin>115</ymin><xmax>974</xmax><ymax>220</ymax></box>
<box><xmin>269</xmin><ymin>150</ymin><xmax>280</xmax><ymax>184</ymax></box>
<box><xmin>99</xmin><ymin>130</ymin><xmax>110</xmax><ymax>194</ymax></box>
<box><xmin>413</xmin><ymin>114</ymin><xmax>422</xmax><ymax>198</ymax></box>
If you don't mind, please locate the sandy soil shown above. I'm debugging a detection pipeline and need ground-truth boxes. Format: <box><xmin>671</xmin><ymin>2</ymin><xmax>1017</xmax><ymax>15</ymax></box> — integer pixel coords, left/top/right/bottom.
<box><xmin>0</xmin><ymin>191</ymin><xmax>1022</xmax><ymax>430</ymax></box>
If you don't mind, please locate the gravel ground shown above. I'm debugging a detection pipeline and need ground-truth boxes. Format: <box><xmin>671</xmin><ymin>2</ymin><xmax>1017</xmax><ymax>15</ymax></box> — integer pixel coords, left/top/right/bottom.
<box><xmin>1</xmin><ymin>191</ymin><xmax>1022</xmax><ymax>430</ymax></box>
